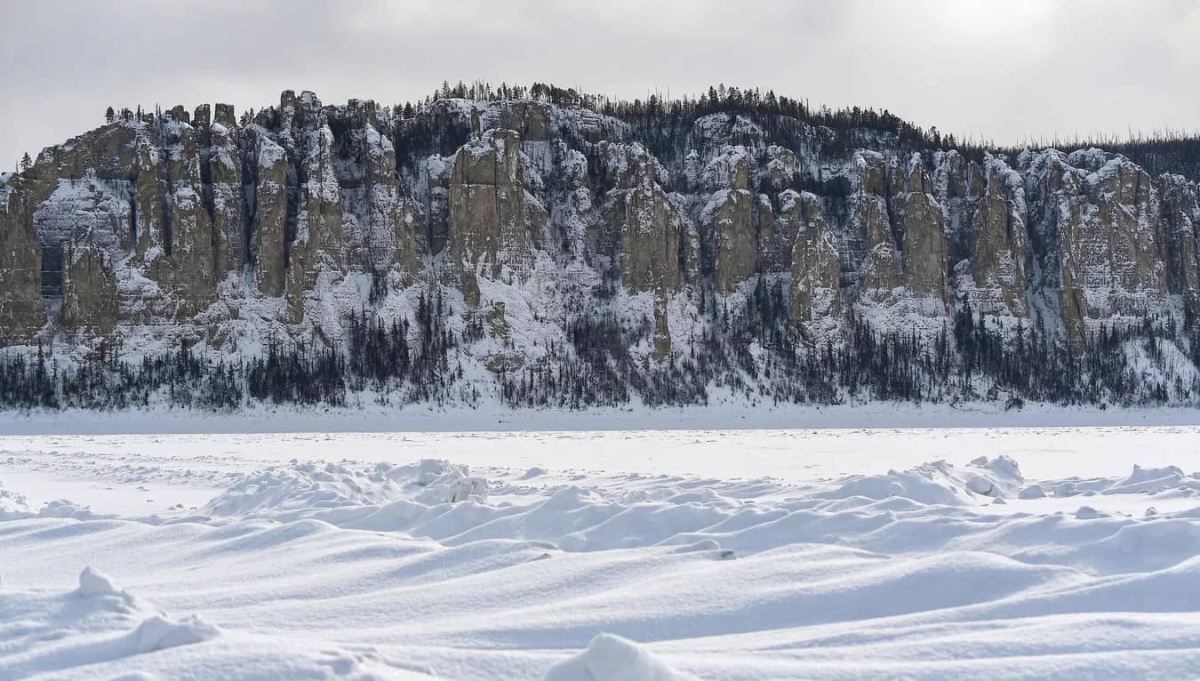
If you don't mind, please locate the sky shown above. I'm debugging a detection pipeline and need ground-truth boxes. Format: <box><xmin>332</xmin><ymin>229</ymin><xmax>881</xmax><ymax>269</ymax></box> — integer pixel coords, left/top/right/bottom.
<box><xmin>1</xmin><ymin>0</ymin><xmax>1198</xmax><ymax>170</ymax></box>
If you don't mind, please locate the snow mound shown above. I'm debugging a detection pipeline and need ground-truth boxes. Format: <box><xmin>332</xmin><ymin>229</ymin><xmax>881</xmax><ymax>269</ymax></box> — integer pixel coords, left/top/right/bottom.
<box><xmin>1</xmin><ymin>484</ymin><xmax>95</xmax><ymax>522</ymax></box>
<box><xmin>202</xmin><ymin>459</ymin><xmax>489</xmax><ymax>519</ymax></box>
<box><xmin>1105</xmin><ymin>464</ymin><xmax>1191</xmax><ymax>495</ymax></box>
<box><xmin>73</xmin><ymin>566</ymin><xmax>140</xmax><ymax>614</ymax></box>
<box><xmin>448</xmin><ymin>476</ymin><xmax>489</xmax><ymax>503</ymax></box>
<box><xmin>967</xmin><ymin>455</ymin><xmax>1025</xmax><ymax>497</ymax></box>
<box><xmin>39</xmin><ymin>499</ymin><xmax>95</xmax><ymax>519</ymax></box>
<box><xmin>77</xmin><ymin>567</ymin><xmax>123</xmax><ymax>597</ymax></box>
<box><xmin>818</xmin><ymin>457</ymin><xmax>1024</xmax><ymax>506</ymax></box>
<box><xmin>544</xmin><ymin>633</ymin><xmax>697</xmax><ymax>681</ymax></box>
<box><xmin>204</xmin><ymin>461</ymin><xmax>402</xmax><ymax>517</ymax></box>
<box><xmin>131</xmin><ymin>613</ymin><xmax>220</xmax><ymax>653</ymax></box>
<box><xmin>0</xmin><ymin>569</ymin><xmax>221</xmax><ymax>679</ymax></box>
<box><xmin>0</xmin><ymin>478</ymin><xmax>36</xmax><ymax>520</ymax></box>
<box><xmin>412</xmin><ymin>458</ymin><xmax>456</xmax><ymax>486</ymax></box>
<box><xmin>1019</xmin><ymin>484</ymin><xmax>1047</xmax><ymax>499</ymax></box>
<box><xmin>1043</xmin><ymin>465</ymin><xmax>1200</xmax><ymax>500</ymax></box>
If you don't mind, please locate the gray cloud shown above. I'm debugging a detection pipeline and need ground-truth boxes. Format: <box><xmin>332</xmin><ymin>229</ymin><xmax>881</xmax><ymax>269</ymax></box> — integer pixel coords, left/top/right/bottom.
<box><xmin>1</xmin><ymin>0</ymin><xmax>1197</xmax><ymax>169</ymax></box>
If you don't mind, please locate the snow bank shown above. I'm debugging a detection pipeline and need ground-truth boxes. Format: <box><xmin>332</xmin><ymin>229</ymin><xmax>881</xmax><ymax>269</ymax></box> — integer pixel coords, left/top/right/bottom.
<box><xmin>130</xmin><ymin>613</ymin><xmax>220</xmax><ymax>654</ymax></box>
<box><xmin>179</xmin><ymin>453</ymin><xmax>1200</xmax><ymax>571</ymax></box>
<box><xmin>202</xmin><ymin>458</ymin><xmax>488</xmax><ymax>519</ymax></box>
<box><xmin>0</xmin><ymin>478</ymin><xmax>36</xmax><ymax>520</ymax></box>
<box><xmin>1106</xmin><ymin>464</ymin><xmax>1194</xmax><ymax>495</ymax></box>
<box><xmin>0</xmin><ymin>478</ymin><xmax>94</xmax><ymax>521</ymax></box>
<box><xmin>817</xmin><ymin>456</ymin><xmax>1025</xmax><ymax>506</ymax></box>
<box><xmin>1044</xmin><ymin>464</ymin><xmax>1200</xmax><ymax>500</ymax></box>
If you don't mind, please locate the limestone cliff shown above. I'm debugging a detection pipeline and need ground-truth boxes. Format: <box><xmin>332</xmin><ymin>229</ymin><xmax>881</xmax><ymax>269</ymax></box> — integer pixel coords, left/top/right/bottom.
<box><xmin>3</xmin><ymin>89</ymin><xmax>1200</xmax><ymax>407</ymax></box>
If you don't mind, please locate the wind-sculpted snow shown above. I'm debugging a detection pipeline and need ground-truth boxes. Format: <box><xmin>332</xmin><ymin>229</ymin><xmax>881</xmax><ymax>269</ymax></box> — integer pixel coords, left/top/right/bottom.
<box><xmin>0</xmin><ymin>567</ymin><xmax>222</xmax><ymax>679</ymax></box>
<box><xmin>0</xmin><ymin>477</ymin><xmax>36</xmax><ymax>520</ymax></box>
<box><xmin>3</xmin><ymin>429</ymin><xmax>1200</xmax><ymax>679</ymax></box>
<box><xmin>201</xmin><ymin>459</ymin><xmax>487</xmax><ymax>518</ymax></box>
<box><xmin>0</xmin><ymin>477</ymin><xmax>94</xmax><ymax>522</ymax></box>
<box><xmin>545</xmin><ymin>633</ymin><xmax>699</xmax><ymax>681</ymax></box>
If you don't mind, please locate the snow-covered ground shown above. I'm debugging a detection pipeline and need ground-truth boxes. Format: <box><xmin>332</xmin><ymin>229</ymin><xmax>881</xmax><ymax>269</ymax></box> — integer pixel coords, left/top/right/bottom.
<box><xmin>3</xmin><ymin>421</ymin><xmax>1200</xmax><ymax>679</ymax></box>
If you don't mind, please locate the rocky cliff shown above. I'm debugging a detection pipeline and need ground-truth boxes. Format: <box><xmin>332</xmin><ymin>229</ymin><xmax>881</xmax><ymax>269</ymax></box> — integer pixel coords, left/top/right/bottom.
<box><xmin>3</xmin><ymin>89</ymin><xmax>1200</xmax><ymax>408</ymax></box>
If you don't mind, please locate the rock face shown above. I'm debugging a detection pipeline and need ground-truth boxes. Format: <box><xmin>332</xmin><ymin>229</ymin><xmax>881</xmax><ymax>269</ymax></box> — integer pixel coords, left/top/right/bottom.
<box><xmin>201</xmin><ymin>103</ymin><xmax>247</xmax><ymax>283</ymax></box>
<box><xmin>1161</xmin><ymin>175</ymin><xmax>1200</xmax><ymax>320</ymax></box>
<box><xmin>448</xmin><ymin>128</ymin><xmax>546</xmax><ymax>304</ymax></box>
<box><xmin>952</xmin><ymin>155</ymin><xmax>1030</xmax><ymax>317</ymax></box>
<box><xmin>333</xmin><ymin>99</ymin><xmax>421</xmax><ymax>284</ymax></box>
<box><xmin>788</xmin><ymin>191</ymin><xmax>841</xmax><ymax>325</ymax></box>
<box><xmin>3</xmin><ymin>90</ymin><xmax>1200</xmax><ymax>402</ymax></box>
<box><xmin>0</xmin><ymin>177</ymin><xmax>47</xmax><ymax>342</ymax></box>
<box><xmin>892</xmin><ymin>159</ymin><xmax>947</xmax><ymax>300</ymax></box>
<box><xmin>61</xmin><ymin>233</ymin><xmax>117</xmax><ymax>336</ymax></box>
<box><xmin>1026</xmin><ymin>150</ymin><xmax>1171</xmax><ymax>348</ymax></box>
<box><xmin>247</xmin><ymin>127</ymin><xmax>289</xmax><ymax>298</ymax></box>
<box><xmin>602</xmin><ymin>143</ymin><xmax>685</xmax><ymax>296</ymax></box>
<box><xmin>700</xmin><ymin>146</ymin><xmax>757</xmax><ymax>294</ymax></box>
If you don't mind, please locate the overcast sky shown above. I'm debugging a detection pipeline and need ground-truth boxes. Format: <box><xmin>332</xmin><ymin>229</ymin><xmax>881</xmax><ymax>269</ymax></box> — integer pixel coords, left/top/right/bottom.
<box><xmin>2</xmin><ymin>0</ymin><xmax>1198</xmax><ymax>170</ymax></box>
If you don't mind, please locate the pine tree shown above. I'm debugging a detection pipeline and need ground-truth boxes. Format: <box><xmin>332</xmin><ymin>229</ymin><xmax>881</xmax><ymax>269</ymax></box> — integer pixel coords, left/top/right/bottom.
<box><xmin>20</xmin><ymin>152</ymin><xmax>32</xmax><ymax>172</ymax></box>
<box><xmin>105</xmin><ymin>106</ymin><xmax>115</xmax><ymax>124</ymax></box>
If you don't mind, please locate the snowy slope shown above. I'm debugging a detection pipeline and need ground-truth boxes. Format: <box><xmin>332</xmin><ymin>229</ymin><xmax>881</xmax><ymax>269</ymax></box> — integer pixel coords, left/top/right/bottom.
<box><xmin>3</xmin><ymin>427</ymin><xmax>1200</xmax><ymax>679</ymax></box>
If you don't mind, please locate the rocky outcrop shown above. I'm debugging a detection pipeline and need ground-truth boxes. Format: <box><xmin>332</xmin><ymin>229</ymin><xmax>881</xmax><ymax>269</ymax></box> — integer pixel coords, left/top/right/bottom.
<box><xmin>1160</xmin><ymin>175</ymin><xmax>1200</xmax><ymax>320</ymax></box>
<box><xmin>448</xmin><ymin>128</ymin><xmax>547</xmax><ymax>305</ymax></box>
<box><xmin>853</xmin><ymin>153</ymin><xmax>904</xmax><ymax>296</ymax></box>
<box><xmin>787</xmin><ymin>191</ymin><xmax>841</xmax><ymax>325</ymax></box>
<box><xmin>0</xmin><ymin>178</ymin><xmax>47</xmax><ymax>343</ymax></box>
<box><xmin>892</xmin><ymin>158</ymin><xmax>947</xmax><ymax>301</ymax></box>
<box><xmin>156</xmin><ymin>112</ymin><xmax>216</xmax><ymax>318</ymax></box>
<box><xmin>277</xmin><ymin>91</ymin><xmax>344</xmax><ymax>321</ymax></box>
<box><xmin>602</xmin><ymin>143</ymin><xmax>685</xmax><ymax>296</ymax></box>
<box><xmin>708</xmin><ymin>187</ymin><xmax>756</xmax><ymax>293</ymax></box>
<box><xmin>1026</xmin><ymin>150</ymin><xmax>1171</xmax><ymax>348</ymax></box>
<box><xmin>699</xmin><ymin>146</ymin><xmax>757</xmax><ymax>293</ymax></box>
<box><xmin>201</xmin><ymin>103</ymin><xmax>247</xmax><ymax>282</ymax></box>
<box><xmin>2</xmin><ymin>90</ymin><xmax>1200</xmax><ymax>380</ymax></box>
<box><xmin>331</xmin><ymin>100</ymin><xmax>421</xmax><ymax>283</ymax></box>
<box><xmin>958</xmin><ymin>156</ymin><xmax>1030</xmax><ymax>316</ymax></box>
<box><xmin>61</xmin><ymin>233</ymin><xmax>117</xmax><ymax>336</ymax></box>
<box><xmin>247</xmin><ymin>128</ymin><xmax>289</xmax><ymax>298</ymax></box>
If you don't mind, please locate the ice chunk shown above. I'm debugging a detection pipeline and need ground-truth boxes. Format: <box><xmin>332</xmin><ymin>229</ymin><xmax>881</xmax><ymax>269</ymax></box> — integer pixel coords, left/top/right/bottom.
<box><xmin>416</xmin><ymin>459</ymin><xmax>456</xmax><ymax>486</ymax></box>
<box><xmin>449</xmin><ymin>477</ymin><xmax>489</xmax><ymax>503</ymax></box>
<box><xmin>1019</xmin><ymin>485</ymin><xmax>1047</xmax><ymax>499</ymax></box>
<box><xmin>965</xmin><ymin>475</ymin><xmax>995</xmax><ymax>496</ymax></box>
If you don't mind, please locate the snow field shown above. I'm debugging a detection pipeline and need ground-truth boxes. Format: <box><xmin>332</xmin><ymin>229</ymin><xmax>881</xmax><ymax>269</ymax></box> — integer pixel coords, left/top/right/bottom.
<box><xmin>2</xmin><ymin>426</ymin><xmax>1200</xmax><ymax>679</ymax></box>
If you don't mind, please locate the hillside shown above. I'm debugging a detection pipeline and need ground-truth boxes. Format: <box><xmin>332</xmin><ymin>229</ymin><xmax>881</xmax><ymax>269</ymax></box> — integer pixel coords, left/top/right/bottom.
<box><xmin>2</xmin><ymin>84</ymin><xmax>1200</xmax><ymax>410</ymax></box>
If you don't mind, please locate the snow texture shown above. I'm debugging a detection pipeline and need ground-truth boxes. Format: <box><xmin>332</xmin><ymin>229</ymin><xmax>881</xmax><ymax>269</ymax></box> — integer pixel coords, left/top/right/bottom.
<box><xmin>3</xmin><ymin>424</ymin><xmax>1200</xmax><ymax>679</ymax></box>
